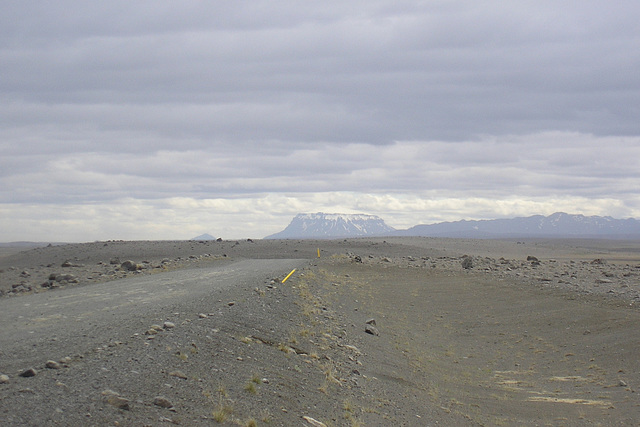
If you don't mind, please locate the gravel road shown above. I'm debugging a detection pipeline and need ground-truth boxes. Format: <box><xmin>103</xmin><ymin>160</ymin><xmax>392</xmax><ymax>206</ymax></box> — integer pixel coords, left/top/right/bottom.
<box><xmin>0</xmin><ymin>259</ymin><xmax>305</xmax><ymax>375</ymax></box>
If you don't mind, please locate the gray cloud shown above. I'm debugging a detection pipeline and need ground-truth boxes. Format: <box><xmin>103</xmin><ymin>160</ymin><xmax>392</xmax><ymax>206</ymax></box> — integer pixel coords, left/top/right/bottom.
<box><xmin>1</xmin><ymin>1</ymin><xmax>640</xmax><ymax>240</ymax></box>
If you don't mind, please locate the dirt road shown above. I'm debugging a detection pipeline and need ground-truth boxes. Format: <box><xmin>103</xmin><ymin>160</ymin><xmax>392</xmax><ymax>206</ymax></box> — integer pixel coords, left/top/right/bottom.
<box><xmin>0</xmin><ymin>259</ymin><xmax>305</xmax><ymax>374</ymax></box>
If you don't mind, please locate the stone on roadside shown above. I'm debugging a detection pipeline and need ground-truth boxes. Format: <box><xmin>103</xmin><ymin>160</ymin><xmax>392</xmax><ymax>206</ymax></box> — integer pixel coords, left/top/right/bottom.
<box><xmin>169</xmin><ymin>370</ymin><xmax>188</xmax><ymax>380</ymax></box>
<box><xmin>55</xmin><ymin>274</ymin><xmax>78</xmax><ymax>283</ymax></box>
<box><xmin>163</xmin><ymin>321</ymin><xmax>175</xmax><ymax>329</ymax></box>
<box><xmin>45</xmin><ymin>360</ymin><xmax>61</xmax><ymax>369</ymax></box>
<box><xmin>303</xmin><ymin>415</ymin><xmax>328</xmax><ymax>426</ymax></box>
<box><xmin>0</xmin><ymin>374</ymin><xmax>9</xmax><ymax>384</ymax></box>
<box><xmin>19</xmin><ymin>368</ymin><xmax>37</xmax><ymax>377</ymax></box>
<box><xmin>153</xmin><ymin>396</ymin><xmax>174</xmax><ymax>408</ymax></box>
<box><xmin>461</xmin><ymin>256</ymin><xmax>473</xmax><ymax>269</ymax></box>
<box><xmin>365</xmin><ymin>324</ymin><xmax>380</xmax><ymax>336</ymax></box>
<box><xmin>102</xmin><ymin>390</ymin><xmax>130</xmax><ymax>410</ymax></box>
<box><xmin>120</xmin><ymin>260</ymin><xmax>141</xmax><ymax>271</ymax></box>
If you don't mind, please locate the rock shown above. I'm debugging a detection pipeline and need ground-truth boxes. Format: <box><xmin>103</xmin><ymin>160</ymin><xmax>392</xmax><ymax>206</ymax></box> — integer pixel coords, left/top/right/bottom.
<box><xmin>120</xmin><ymin>260</ymin><xmax>141</xmax><ymax>271</ymax></box>
<box><xmin>19</xmin><ymin>368</ymin><xmax>37</xmax><ymax>378</ymax></box>
<box><xmin>227</xmin><ymin>301</ymin><xmax>236</xmax><ymax>306</ymax></box>
<box><xmin>461</xmin><ymin>256</ymin><xmax>473</xmax><ymax>269</ymax></box>
<box><xmin>55</xmin><ymin>274</ymin><xmax>78</xmax><ymax>283</ymax></box>
<box><xmin>619</xmin><ymin>380</ymin><xmax>628</xmax><ymax>387</ymax></box>
<box><xmin>109</xmin><ymin>258</ymin><xmax>120</xmax><ymax>265</ymax></box>
<box><xmin>365</xmin><ymin>324</ymin><xmax>380</xmax><ymax>336</ymax></box>
<box><xmin>365</xmin><ymin>318</ymin><xmax>376</xmax><ymax>326</ymax></box>
<box><xmin>591</xmin><ymin>258</ymin><xmax>607</xmax><ymax>265</ymax></box>
<box><xmin>45</xmin><ymin>360</ymin><xmax>61</xmax><ymax>369</ymax></box>
<box><xmin>527</xmin><ymin>256</ymin><xmax>539</xmax><ymax>262</ymax></box>
<box><xmin>153</xmin><ymin>396</ymin><xmax>173</xmax><ymax>408</ymax></box>
<box><xmin>102</xmin><ymin>390</ymin><xmax>130</xmax><ymax>410</ymax></box>
<box><xmin>303</xmin><ymin>416</ymin><xmax>327</xmax><ymax>426</ymax></box>
<box><xmin>0</xmin><ymin>374</ymin><xmax>9</xmax><ymax>384</ymax></box>
<box><xmin>169</xmin><ymin>370</ymin><xmax>188</xmax><ymax>380</ymax></box>
<box><xmin>163</xmin><ymin>321</ymin><xmax>176</xmax><ymax>329</ymax></box>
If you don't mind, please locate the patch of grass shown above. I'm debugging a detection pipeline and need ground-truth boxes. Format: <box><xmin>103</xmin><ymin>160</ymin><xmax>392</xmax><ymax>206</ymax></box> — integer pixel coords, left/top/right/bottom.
<box><xmin>260</xmin><ymin>410</ymin><xmax>272</xmax><ymax>424</ymax></box>
<box><xmin>244</xmin><ymin>381</ymin><xmax>257</xmax><ymax>394</ymax></box>
<box><xmin>322</xmin><ymin>361</ymin><xmax>341</xmax><ymax>385</ymax></box>
<box><xmin>212</xmin><ymin>404</ymin><xmax>233</xmax><ymax>423</ymax></box>
<box><xmin>343</xmin><ymin>398</ymin><xmax>354</xmax><ymax>413</ymax></box>
<box><xmin>243</xmin><ymin>418</ymin><xmax>258</xmax><ymax>427</ymax></box>
<box><xmin>288</xmin><ymin>333</ymin><xmax>298</xmax><ymax>345</ymax></box>
<box><xmin>299</xmin><ymin>328</ymin><xmax>311</xmax><ymax>337</ymax></box>
<box><xmin>217</xmin><ymin>384</ymin><xmax>228</xmax><ymax>398</ymax></box>
<box><xmin>277</xmin><ymin>343</ymin><xmax>294</xmax><ymax>354</ymax></box>
<box><xmin>251</xmin><ymin>373</ymin><xmax>262</xmax><ymax>384</ymax></box>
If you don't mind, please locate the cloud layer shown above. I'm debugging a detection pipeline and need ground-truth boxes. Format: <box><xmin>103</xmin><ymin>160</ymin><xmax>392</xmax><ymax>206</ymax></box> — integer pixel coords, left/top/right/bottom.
<box><xmin>2</xmin><ymin>1</ymin><xmax>639</xmax><ymax>240</ymax></box>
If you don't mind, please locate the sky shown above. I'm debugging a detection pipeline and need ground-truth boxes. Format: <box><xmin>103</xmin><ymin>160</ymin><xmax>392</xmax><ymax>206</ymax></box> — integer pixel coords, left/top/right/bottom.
<box><xmin>2</xmin><ymin>1</ymin><xmax>640</xmax><ymax>241</ymax></box>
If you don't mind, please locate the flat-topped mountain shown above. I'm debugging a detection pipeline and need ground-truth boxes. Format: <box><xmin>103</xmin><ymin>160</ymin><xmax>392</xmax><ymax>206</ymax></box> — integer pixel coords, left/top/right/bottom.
<box><xmin>265</xmin><ymin>213</ymin><xmax>396</xmax><ymax>239</ymax></box>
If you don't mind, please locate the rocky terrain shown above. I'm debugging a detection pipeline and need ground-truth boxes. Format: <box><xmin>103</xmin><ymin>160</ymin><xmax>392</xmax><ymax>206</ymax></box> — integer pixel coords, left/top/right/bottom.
<box><xmin>1</xmin><ymin>237</ymin><xmax>640</xmax><ymax>425</ymax></box>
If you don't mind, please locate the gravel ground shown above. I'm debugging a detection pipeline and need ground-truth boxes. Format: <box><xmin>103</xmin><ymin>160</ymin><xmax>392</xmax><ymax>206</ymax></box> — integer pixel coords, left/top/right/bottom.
<box><xmin>1</xmin><ymin>238</ymin><xmax>640</xmax><ymax>426</ymax></box>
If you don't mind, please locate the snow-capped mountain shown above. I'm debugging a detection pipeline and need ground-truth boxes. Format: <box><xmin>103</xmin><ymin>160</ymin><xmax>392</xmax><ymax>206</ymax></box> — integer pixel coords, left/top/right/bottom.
<box><xmin>400</xmin><ymin>212</ymin><xmax>640</xmax><ymax>238</ymax></box>
<box><xmin>265</xmin><ymin>213</ymin><xmax>396</xmax><ymax>239</ymax></box>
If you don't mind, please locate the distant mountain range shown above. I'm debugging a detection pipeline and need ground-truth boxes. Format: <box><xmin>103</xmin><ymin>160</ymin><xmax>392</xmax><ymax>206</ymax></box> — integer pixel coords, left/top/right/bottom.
<box><xmin>265</xmin><ymin>212</ymin><xmax>640</xmax><ymax>239</ymax></box>
<box><xmin>265</xmin><ymin>213</ymin><xmax>395</xmax><ymax>239</ymax></box>
<box><xmin>399</xmin><ymin>212</ymin><xmax>640</xmax><ymax>238</ymax></box>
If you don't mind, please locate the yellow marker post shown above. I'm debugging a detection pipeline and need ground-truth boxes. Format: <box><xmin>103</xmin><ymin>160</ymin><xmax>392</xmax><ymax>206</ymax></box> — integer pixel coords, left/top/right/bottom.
<box><xmin>282</xmin><ymin>269</ymin><xmax>296</xmax><ymax>283</ymax></box>
<box><xmin>317</xmin><ymin>248</ymin><xmax>321</xmax><ymax>258</ymax></box>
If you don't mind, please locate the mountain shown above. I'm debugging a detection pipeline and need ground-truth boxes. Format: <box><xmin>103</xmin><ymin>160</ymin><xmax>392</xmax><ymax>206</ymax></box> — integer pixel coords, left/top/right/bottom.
<box><xmin>190</xmin><ymin>233</ymin><xmax>217</xmax><ymax>241</ymax></box>
<box><xmin>265</xmin><ymin>213</ymin><xmax>396</xmax><ymax>239</ymax></box>
<box><xmin>400</xmin><ymin>212</ymin><xmax>640</xmax><ymax>238</ymax></box>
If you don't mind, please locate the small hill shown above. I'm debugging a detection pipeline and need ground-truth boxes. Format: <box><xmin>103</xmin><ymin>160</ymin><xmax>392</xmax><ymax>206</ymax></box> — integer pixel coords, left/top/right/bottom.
<box><xmin>265</xmin><ymin>213</ymin><xmax>396</xmax><ymax>239</ymax></box>
<box><xmin>190</xmin><ymin>233</ymin><xmax>217</xmax><ymax>241</ymax></box>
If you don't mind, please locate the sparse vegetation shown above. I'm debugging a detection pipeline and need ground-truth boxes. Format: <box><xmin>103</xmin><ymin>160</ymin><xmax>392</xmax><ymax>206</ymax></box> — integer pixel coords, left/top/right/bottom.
<box><xmin>243</xmin><ymin>418</ymin><xmax>258</xmax><ymax>427</ymax></box>
<box><xmin>212</xmin><ymin>404</ymin><xmax>233</xmax><ymax>423</ymax></box>
<box><xmin>244</xmin><ymin>381</ymin><xmax>257</xmax><ymax>394</ymax></box>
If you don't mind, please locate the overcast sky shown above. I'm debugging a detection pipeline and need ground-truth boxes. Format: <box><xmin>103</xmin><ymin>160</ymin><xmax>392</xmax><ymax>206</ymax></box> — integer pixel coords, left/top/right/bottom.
<box><xmin>2</xmin><ymin>1</ymin><xmax>640</xmax><ymax>241</ymax></box>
